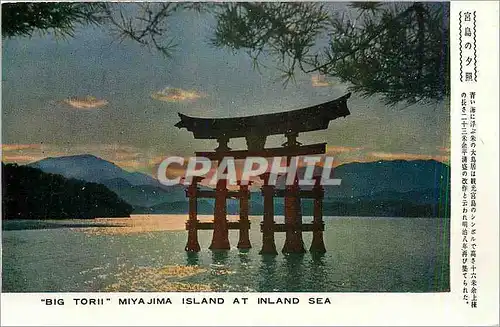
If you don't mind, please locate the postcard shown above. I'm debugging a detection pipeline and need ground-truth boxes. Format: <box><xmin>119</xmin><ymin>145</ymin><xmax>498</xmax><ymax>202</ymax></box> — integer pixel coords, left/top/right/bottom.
<box><xmin>1</xmin><ymin>1</ymin><xmax>498</xmax><ymax>326</ymax></box>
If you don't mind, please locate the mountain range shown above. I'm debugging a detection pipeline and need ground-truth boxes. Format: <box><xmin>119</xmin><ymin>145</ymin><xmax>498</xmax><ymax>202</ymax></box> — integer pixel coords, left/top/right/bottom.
<box><xmin>2</xmin><ymin>163</ymin><xmax>133</xmax><ymax>219</ymax></box>
<box><xmin>27</xmin><ymin>154</ymin><xmax>450</xmax><ymax>218</ymax></box>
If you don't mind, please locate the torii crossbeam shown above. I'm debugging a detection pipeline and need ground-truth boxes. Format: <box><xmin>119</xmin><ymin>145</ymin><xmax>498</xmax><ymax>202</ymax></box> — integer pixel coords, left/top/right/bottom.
<box><xmin>177</xmin><ymin>93</ymin><xmax>352</xmax><ymax>254</ymax></box>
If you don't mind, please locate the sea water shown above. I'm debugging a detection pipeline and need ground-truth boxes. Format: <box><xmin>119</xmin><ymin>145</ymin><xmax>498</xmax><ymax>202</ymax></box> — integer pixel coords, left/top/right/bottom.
<box><xmin>2</xmin><ymin>216</ymin><xmax>450</xmax><ymax>292</ymax></box>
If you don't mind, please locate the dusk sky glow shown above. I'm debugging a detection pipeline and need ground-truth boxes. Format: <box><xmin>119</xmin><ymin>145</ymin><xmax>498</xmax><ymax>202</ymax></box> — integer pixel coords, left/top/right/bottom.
<box><xmin>1</xmin><ymin>4</ymin><xmax>450</xmax><ymax>177</ymax></box>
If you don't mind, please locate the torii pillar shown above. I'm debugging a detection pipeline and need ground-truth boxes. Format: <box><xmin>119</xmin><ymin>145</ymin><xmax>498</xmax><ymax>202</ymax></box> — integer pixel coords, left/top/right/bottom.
<box><xmin>282</xmin><ymin>132</ymin><xmax>306</xmax><ymax>253</ymax></box>
<box><xmin>309</xmin><ymin>176</ymin><xmax>326</xmax><ymax>253</ymax></box>
<box><xmin>237</xmin><ymin>181</ymin><xmax>252</xmax><ymax>249</ymax></box>
<box><xmin>259</xmin><ymin>172</ymin><xmax>278</xmax><ymax>255</ymax></box>
<box><xmin>185</xmin><ymin>176</ymin><xmax>204</xmax><ymax>252</ymax></box>
<box><xmin>282</xmin><ymin>177</ymin><xmax>306</xmax><ymax>253</ymax></box>
<box><xmin>209</xmin><ymin>173</ymin><xmax>230</xmax><ymax>250</ymax></box>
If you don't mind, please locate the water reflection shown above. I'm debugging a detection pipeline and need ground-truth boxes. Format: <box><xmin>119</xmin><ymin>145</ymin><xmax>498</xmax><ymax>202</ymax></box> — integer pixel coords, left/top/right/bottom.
<box><xmin>186</xmin><ymin>252</ymin><xmax>199</xmax><ymax>266</ymax></box>
<box><xmin>309</xmin><ymin>253</ymin><xmax>327</xmax><ymax>291</ymax></box>
<box><xmin>209</xmin><ymin>250</ymin><xmax>234</xmax><ymax>288</ymax></box>
<box><xmin>4</xmin><ymin>217</ymin><xmax>451</xmax><ymax>292</ymax></box>
<box><xmin>283</xmin><ymin>253</ymin><xmax>305</xmax><ymax>291</ymax></box>
<box><xmin>211</xmin><ymin>250</ymin><xmax>229</xmax><ymax>265</ymax></box>
<box><xmin>237</xmin><ymin>249</ymin><xmax>251</xmax><ymax>266</ymax></box>
<box><xmin>258</xmin><ymin>255</ymin><xmax>278</xmax><ymax>291</ymax></box>
<box><xmin>103</xmin><ymin>264</ymin><xmax>210</xmax><ymax>292</ymax></box>
<box><xmin>311</xmin><ymin>252</ymin><xmax>326</xmax><ymax>265</ymax></box>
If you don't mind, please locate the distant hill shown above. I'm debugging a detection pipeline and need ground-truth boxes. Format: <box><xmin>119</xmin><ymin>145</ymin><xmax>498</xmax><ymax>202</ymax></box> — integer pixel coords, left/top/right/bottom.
<box><xmin>276</xmin><ymin>160</ymin><xmax>449</xmax><ymax>195</ymax></box>
<box><xmin>29</xmin><ymin>154</ymin><xmax>163</xmax><ymax>187</ymax></box>
<box><xmin>325</xmin><ymin>160</ymin><xmax>450</xmax><ymax>199</ymax></box>
<box><xmin>2</xmin><ymin>163</ymin><xmax>133</xmax><ymax>219</ymax></box>
<box><xmin>100</xmin><ymin>178</ymin><xmax>186</xmax><ymax>207</ymax></box>
<box><xmin>29</xmin><ymin>154</ymin><xmax>185</xmax><ymax>208</ymax></box>
<box><xmin>27</xmin><ymin>155</ymin><xmax>450</xmax><ymax>218</ymax></box>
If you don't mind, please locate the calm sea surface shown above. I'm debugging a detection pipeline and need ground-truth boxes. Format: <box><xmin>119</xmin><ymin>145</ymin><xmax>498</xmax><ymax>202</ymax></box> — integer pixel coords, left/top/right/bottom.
<box><xmin>2</xmin><ymin>215</ymin><xmax>449</xmax><ymax>292</ymax></box>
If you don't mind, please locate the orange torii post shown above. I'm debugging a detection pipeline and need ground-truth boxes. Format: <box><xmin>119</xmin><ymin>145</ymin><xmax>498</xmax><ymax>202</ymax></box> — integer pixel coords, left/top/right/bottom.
<box><xmin>259</xmin><ymin>172</ymin><xmax>278</xmax><ymax>255</ymax></box>
<box><xmin>281</xmin><ymin>133</ymin><xmax>306</xmax><ymax>254</ymax></box>
<box><xmin>209</xmin><ymin>176</ymin><xmax>230</xmax><ymax>250</ymax></box>
<box><xmin>282</xmin><ymin>176</ymin><xmax>306</xmax><ymax>254</ymax></box>
<box><xmin>185</xmin><ymin>176</ymin><xmax>204</xmax><ymax>252</ymax></box>
<box><xmin>237</xmin><ymin>181</ymin><xmax>252</xmax><ymax>249</ymax></box>
<box><xmin>310</xmin><ymin>176</ymin><xmax>326</xmax><ymax>253</ymax></box>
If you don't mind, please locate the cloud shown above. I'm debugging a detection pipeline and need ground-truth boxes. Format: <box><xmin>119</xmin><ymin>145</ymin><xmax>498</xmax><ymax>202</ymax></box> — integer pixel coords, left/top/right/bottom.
<box><xmin>1</xmin><ymin>143</ymin><xmax>150</xmax><ymax>170</ymax></box>
<box><xmin>113</xmin><ymin>160</ymin><xmax>144</xmax><ymax>170</ymax></box>
<box><xmin>163</xmin><ymin>162</ymin><xmax>189</xmax><ymax>180</ymax></box>
<box><xmin>326</xmin><ymin>145</ymin><xmax>365</xmax><ymax>154</ymax></box>
<box><xmin>311</xmin><ymin>74</ymin><xmax>331</xmax><ymax>87</ymax></box>
<box><xmin>0</xmin><ymin>144</ymin><xmax>41</xmax><ymax>151</ymax></box>
<box><xmin>2</xmin><ymin>155</ymin><xmax>43</xmax><ymax>163</ymax></box>
<box><xmin>369</xmin><ymin>151</ymin><xmax>449</xmax><ymax>163</ymax></box>
<box><xmin>0</xmin><ymin>143</ymin><xmax>179</xmax><ymax>176</ymax></box>
<box><xmin>2</xmin><ymin>144</ymin><xmax>47</xmax><ymax>163</ymax></box>
<box><xmin>0</xmin><ymin>142</ymin><xmax>450</xmax><ymax>181</ymax></box>
<box><xmin>63</xmin><ymin>96</ymin><xmax>108</xmax><ymax>109</ymax></box>
<box><xmin>1</xmin><ymin>147</ymin><xmax>249</xmax><ymax>182</ymax></box>
<box><xmin>71</xmin><ymin>144</ymin><xmax>168</xmax><ymax>173</ymax></box>
<box><xmin>152</xmin><ymin>87</ymin><xmax>204</xmax><ymax>102</ymax></box>
<box><xmin>437</xmin><ymin>146</ymin><xmax>450</xmax><ymax>153</ymax></box>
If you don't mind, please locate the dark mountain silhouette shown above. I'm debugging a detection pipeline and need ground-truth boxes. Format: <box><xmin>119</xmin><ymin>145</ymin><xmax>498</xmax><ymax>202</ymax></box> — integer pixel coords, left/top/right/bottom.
<box><xmin>259</xmin><ymin>160</ymin><xmax>450</xmax><ymax>217</ymax></box>
<box><xmin>276</xmin><ymin>160</ymin><xmax>449</xmax><ymax>194</ymax></box>
<box><xmin>100</xmin><ymin>178</ymin><xmax>186</xmax><ymax>207</ymax></box>
<box><xmin>29</xmin><ymin>154</ymin><xmax>186</xmax><ymax>209</ymax></box>
<box><xmin>2</xmin><ymin>163</ymin><xmax>133</xmax><ymax>219</ymax></box>
<box><xmin>29</xmin><ymin>154</ymin><xmax>162</xmax><ymax>187</ymax></box>
<box><xmin>325</xmin><ymin>160</ymin><xmax>450</xmax><ymax>199</ymax></box>
<box><xmin>26</xmin><ymin>155</ymin><xmax>450</xmax><ymax>218</ymax></box>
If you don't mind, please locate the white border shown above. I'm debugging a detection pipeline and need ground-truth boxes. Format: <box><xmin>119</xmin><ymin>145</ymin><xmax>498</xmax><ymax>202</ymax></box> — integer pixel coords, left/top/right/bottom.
<box><xmin>1</xmin><ymin>1</ymin><xmax>499</xmax><ymax>326</ymax></box>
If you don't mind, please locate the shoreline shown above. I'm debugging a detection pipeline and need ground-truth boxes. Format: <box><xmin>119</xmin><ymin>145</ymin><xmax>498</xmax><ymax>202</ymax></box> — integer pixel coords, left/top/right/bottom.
<box><xmin>2</xmin><ymin>215</ymin><xmax>450</xmax><ymax>233</ymax></box>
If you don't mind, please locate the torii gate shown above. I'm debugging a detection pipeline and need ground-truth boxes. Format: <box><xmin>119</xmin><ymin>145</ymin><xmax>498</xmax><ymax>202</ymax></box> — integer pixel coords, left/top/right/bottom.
<box><xmin>176</xmin><ymin>93</ymin><xmax>351</xmax><ymax>254</ymax></box>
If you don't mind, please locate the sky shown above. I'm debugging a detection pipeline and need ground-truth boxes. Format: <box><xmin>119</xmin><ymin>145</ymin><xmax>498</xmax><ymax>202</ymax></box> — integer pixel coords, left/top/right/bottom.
<box><xmin>1</xmin><ymin>3</ymin><xmax>450</xmax><ymax>177</ymax></box>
